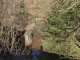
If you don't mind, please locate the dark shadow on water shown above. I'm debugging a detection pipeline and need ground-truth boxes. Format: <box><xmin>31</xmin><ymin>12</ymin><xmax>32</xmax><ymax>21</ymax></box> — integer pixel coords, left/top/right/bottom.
<box><xmin>0</xmin><ymin>51</ymin><xmax>71</xmax><ymax>60</ymax></box>
<box><xmin>39</xmin><ymin>51</ymin><xmax>61</xmax><ymax>60</ymax></box>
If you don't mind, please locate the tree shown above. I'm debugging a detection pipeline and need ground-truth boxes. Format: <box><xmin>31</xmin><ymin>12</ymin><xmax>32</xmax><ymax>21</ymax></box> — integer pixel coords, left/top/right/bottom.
<box><xmin>42</xmin><ymin>1</ymin><xmax>80</xmax><ymax>57</ymax></box>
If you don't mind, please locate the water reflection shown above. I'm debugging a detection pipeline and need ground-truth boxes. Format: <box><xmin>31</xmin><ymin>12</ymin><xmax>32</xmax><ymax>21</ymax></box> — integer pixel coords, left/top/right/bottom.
<box><xmin>0</xmin><ymin>50</ymin><xmax>71</xmax><ymax>60</ymax></box>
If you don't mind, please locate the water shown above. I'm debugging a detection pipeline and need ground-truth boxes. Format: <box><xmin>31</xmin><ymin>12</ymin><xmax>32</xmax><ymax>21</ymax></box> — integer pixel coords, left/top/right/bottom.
<box><xmin>32</xmin><ymin>49</ymin><xmax>41</xmax><ymax>60</ymax></box>
<box><xmin>0</xmin><ymin>50</ymin><xmax>71</xmax><ymax>60</ymax></box>
<box><xmin>0</xmin><ymin>57</ymin><xmax>3</xmax><ymax>60</ymax></box>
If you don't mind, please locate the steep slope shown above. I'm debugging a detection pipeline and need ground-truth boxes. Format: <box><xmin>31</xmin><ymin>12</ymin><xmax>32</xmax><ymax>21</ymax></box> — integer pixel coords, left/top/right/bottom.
<box><xmin>24</xmin><ymin>0</ymin><xmax>54</xmax><ymax>18</ymax></box>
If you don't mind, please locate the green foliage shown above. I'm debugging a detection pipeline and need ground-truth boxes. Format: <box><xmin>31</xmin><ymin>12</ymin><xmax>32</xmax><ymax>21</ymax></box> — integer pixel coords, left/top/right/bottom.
<box><xmin>42</xmin><ymin>5</ymin><xmax>80</xmax><ymax>57</ymax></box>
<box><xmin>20</xmin><ymin>5</ymin><xmax>24</xmax><ymax>14</ymax></box>
<box><xmin>19</xmin><ymin>1</ymin><xmax>26</xmax><ymax>17</ymax></box>
<box><xmin>31</xmin><ymin>15</ymin><xmax>36</xmax><ymax>23</ymax></box>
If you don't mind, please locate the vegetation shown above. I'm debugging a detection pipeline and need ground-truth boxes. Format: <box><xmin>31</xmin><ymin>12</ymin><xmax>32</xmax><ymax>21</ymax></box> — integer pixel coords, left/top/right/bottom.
<box><xmin>0</xmin><ymin>0</ymin><xmax>28</xmax><ymax>54</ymax></box>
<box><xmin>0</xmin><ymin>0</ymin><xmax>80</xmax><ymax>59</ymax></box>
<box><xmin>42</xmin><ymin>1</ymin><xmax>80</xmax><ymax>57</ymax></box>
